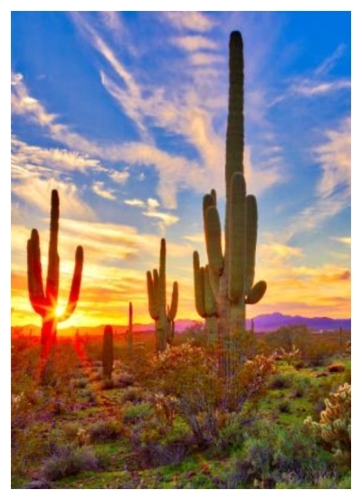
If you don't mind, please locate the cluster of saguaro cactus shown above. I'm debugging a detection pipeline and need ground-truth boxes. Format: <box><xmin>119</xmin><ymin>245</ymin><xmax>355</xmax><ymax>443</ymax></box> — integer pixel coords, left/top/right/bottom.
<box><xmin>126</xmin><ymin>302</ymin><xmax>133</xmax><ymax>354</ymax></box>
<box><xmin>102</xmin><ymin>324</ymin><xmax>114</xmax><ymax>380</ymax></box>
<box><xmin>195</xmin><ymin>31</ymin><xmax>266</xmax><ymax>377</ymax></box>
<box><xmin>193</xmin><ymin>251</ymin><xmax>218</xmax><ymax>344</ymax></box>
<box><xmin>27</xmin><ymin>189</ymin><xmax>84</xmax><ymax>379</ymax></box>
<box><xmin>147</xmin><ymin>238</ymin><xmax>178</xmax><ymax>351</ymax></box>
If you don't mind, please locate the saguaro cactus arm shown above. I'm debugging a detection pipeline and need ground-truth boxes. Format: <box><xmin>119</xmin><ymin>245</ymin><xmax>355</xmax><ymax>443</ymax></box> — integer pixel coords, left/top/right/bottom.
<box><xmin>245</xmin><ymin>195</ymin><xmax>257</xmax><ymax>293</ymax></box>
<box><xmin>167</xmin><ymin>281</ymin><xmax>178</xmax><ymax>321</ymax></box>
<box><xmin>27</xmin><ymin>229</ymin><xmax>48</xmax><ymax>316</ymax></box>
<box><xmin>147</xmin><ymin>270</ymin><xmax>159</xmax><ymax>320</ymax></box>
<box><xmin>193</xmin><ymin>251</ymin><xmax>206</xmax><ymax>318</ymax></box>
<box><xmin>245</xmin><ymin>280</ymin><xmax>267</xmax><ymax>304</ymax></box>
<box><xmin>58</xmin><ymin>246</ymin><xmax>84</xmax><ymax>322</ymax></box>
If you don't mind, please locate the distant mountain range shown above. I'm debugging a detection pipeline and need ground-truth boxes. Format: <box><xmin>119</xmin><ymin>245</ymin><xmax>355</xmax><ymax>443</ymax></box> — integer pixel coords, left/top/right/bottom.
<box><xmin>13</xmin><ymin>312</ymin><xmax>350</xmax><ymax>337</ymax></box>
<box><xmin>245</xmin><ymin>312</ymin><xmax>351</xmax><ymax>332</ymax></box>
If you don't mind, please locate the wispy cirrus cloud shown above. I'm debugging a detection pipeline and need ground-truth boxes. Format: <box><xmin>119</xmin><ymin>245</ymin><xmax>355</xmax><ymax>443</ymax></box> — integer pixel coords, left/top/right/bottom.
<box><xmin>12</xmin><ymin>177</ymin><xmax>95</xmax><ymax>221</ymax></box>
<box><xmin>288</xmin><ymin>78</ymin><xmax>350</xmax><ymax>98</ymax></box>
<box><xmin>12</xmin><ymin>14</ymin><xmax>285</xmax><ymax>212</ymax></box>
<box><xmin>11</xmin><ymin>136</ymin><xmax>105</xmax><ymax>174</ymax></box>
<box><xmin>269</xmin><ymin>45</ymin><xmax>350</xmax><ymax>107</ymax></box>
<box><xmin>314</xmin><ymin>44</ymin><xmax>346</xmax><ymax>76</ymax></box>
<box><xmin>285</xmin><ymin>117</ymin><xmax>350</xmax><ymax>239</ymax></box>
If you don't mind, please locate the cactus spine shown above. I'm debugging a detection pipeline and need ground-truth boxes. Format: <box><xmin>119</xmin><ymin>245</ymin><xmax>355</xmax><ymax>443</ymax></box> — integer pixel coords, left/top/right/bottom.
<box><xmin>102</xmin><ymin>324</ymin><xmax>114</xmax><ymax>380</ymax></box>
<box><xmin>198</xmin><ymin>32</ymin><xmax>267</xmax><ymax>378</ymax></box>
<box><xmin>193</xmin><ymin>251</ymin><xmax>218</xmax><ymax>344</ymax></box>
<box><xmin>127</xmin><ymin>302</ymin><xmax>133</xmax><ymax>354</ymax></box>
<box><xmin>147</xmin><ymin>238</ymin><xmax>178</xmax><ymax>351</ymax></box>
<box><xmin>27</xmin><ymin>189</ymin><xmax>84</xmax><ymax>379</ymax></box>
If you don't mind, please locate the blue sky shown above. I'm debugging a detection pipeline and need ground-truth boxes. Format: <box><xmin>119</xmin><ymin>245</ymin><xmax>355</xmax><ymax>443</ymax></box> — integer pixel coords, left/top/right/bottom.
<box><xmin>10</xmin><ymin>10</ymin><xmax>351</xmax><ymax>327</ymax></box>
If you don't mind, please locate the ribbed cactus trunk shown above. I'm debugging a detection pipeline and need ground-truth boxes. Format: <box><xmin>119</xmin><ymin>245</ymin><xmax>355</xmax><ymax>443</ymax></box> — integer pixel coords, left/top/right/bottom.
<box><xmin>102</xmin><ymin>325</ymin><xmax>114</xmax><ymax>380</ymax></box>
<box><xmin>147</xmin><ymin>239</ymin><xmax>178</xmax><ymax>351</ymax></box>
<box><xmin>201</xmin><ymin>32</ymin><xmax>267</xmax><ymax>388</ymax></box>
<box><xmin>27</xmin><ymin>189</ymin><xmax>84</xmax><ymax>382</ymax></box>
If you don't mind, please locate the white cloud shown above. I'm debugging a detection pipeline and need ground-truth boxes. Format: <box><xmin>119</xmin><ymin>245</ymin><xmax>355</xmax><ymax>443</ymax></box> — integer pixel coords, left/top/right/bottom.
<box><xmin>147</xmin><ymin>198</ymin><xmax>160</xmax><ymax>209</ymax></box>
<box><xmin>92</xmin><ymin>181</ymin><xmax>116</xmax><ymax>201</ymax></box>
<box><xmin>189</xmin><ymin>52</ymin><xmax>224</xmax><ymax>66</ymax></box>
<box><xmin>143</xmin><ymin>210</ymin><xmax>179</xmax><ymax>227</ymax></box>
<box><xmin>332</xmin><ymin>236</ymin><xmax>351</xmax><ymax>247</ymax></box>
<box><xmin>164</xmin><ymin>12</ymin><xmax>215</xmax><ymax>32</ymax></box>
<box><xmin>109</xmin><ymin>170</ymin><xmax>130</xmax><ymax>184</ymax></box>
<box><xmin>124</xmin><ymin>198</ymin><xmax>145</xmax><ymax>207</ymax></box>
<box><xmin>172</xmin><ymin>35</ymin><xmax>218</xmax><ymax>52</ymax></box>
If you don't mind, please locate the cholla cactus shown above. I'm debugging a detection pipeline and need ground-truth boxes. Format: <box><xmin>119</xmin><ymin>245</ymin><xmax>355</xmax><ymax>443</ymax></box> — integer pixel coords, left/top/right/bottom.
<box><xmin>278</xmin><ymin>344</ymin><xmax>301</xmax><ymax>365</ymax></box>
<box><xmin>147</xmin><ymin>238</ymin><xmax>178</xmax><ymax>351</ymax></box>
<box><xmin>304</xmin><ymin>383</ymin><xmax>351</xmax><ymax>467</ymax></box>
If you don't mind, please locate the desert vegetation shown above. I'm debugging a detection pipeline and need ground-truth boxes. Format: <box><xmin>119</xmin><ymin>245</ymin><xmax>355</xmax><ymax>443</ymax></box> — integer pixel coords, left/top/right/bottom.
<box><xmin>11</xmin><ymin>326</ymin><xmax>351</xmax><ymax>489</ymax></box>
<box><xmin>11</xmin><ymin>31</ymin><xmax>351</xmax><ymax>489</ymax></box>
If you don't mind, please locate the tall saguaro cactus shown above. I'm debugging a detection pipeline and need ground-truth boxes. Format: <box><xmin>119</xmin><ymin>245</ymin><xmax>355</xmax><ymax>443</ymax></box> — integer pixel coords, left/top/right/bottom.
<box><xmin>147</xmin><ymin>238</ymin><xmax>178</xmax><ymax>351</ymax></box>
<box><xmin>197</xmin><ymin>31</ymin><xmax>267</xmax><ymax>378</ymax></box>
<box><xmin>193</xmin><ymin>251</ymin><xmax>218</xmax><ymax>345</ymax></box>
<box><xmin>27</xmin><ymin>189</ymin><xmax>84</xmax><ymax>375</ymax></box>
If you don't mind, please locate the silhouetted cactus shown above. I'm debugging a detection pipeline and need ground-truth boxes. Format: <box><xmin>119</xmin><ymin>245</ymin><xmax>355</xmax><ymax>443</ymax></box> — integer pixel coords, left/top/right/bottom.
<box><xmin>102</xmin><ymin>324</ymin><xmax>114</xmax><ymax>380</ymax></box>
<box><xmin>27</xmin><ymin>189</ymin><xmax>84</xmax><ymax>380</ymax></box>
<box><xmin>126</xmin><ymin>302</ymin><xmax>133</xmax><ymax>354</ymax></box>
<box><xmin>197</xmin><ymin>31</ymin><xmax>266</xmax><ymax>379</ymax></box>
<box><xmin>147</xmin><ymin>238</ymin><xmax>178</xmax><ymax>351</ymax></box>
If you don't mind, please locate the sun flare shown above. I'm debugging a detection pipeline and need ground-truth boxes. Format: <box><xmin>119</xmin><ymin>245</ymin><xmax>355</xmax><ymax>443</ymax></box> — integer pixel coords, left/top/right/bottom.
<box><xmin>55</xmin><ymin>305</ymin><xmax>64</xmax><ymax>318</ymax></box>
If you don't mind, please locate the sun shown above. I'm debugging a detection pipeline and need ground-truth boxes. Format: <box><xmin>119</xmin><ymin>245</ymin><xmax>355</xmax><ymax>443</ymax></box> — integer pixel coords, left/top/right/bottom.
<box><xmin>55</xmin><ymin>305</ymin><xmax>64</xmax><ymax>318</ymax></box>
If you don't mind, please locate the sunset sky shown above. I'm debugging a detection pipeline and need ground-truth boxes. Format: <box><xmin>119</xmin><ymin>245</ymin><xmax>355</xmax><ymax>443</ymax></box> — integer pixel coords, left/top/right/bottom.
<box><xmin>11</xmin><ymin>11</ymin><xmax>351</xmax><ymax>330</ymax></box>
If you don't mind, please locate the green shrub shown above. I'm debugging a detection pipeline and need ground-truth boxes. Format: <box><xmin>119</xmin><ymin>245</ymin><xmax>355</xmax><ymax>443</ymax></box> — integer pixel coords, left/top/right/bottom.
<box><xmin>122</xmin><ymin>402</ymin><xmax>153</xmax><ymax>424</ymax></box>
<box><xmin>226</xmin><ymin>420</ymin><xmax>335</xmax><ymax>487</ymax></box>
<box><xmin>41</xmin><ymin>444</ymin><xmax>98</xmax><ymax>481</ymax></box>
<box><xmin>292</xmin><ymin>376</ymin><xmax>312</xmax><ymax>398</ymax></box>
<box><xmin>88</xmin><ymin>419</ymin><xmax>123</xmax><ymax>443</ymax></box>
